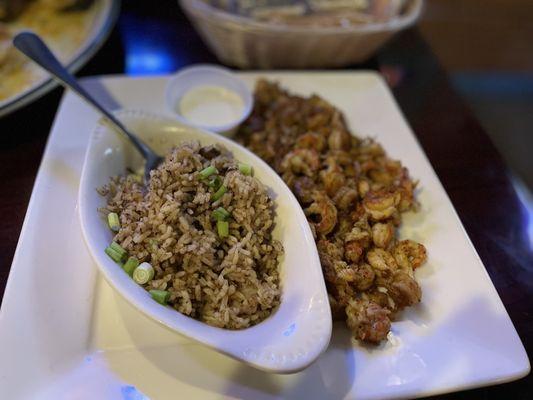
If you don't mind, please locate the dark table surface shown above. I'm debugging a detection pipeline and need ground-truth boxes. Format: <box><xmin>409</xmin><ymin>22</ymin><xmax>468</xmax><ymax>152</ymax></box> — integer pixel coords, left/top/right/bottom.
<box><xmin>0</xmin><ymin>1</ymin><xmax>531</xmax><ymax>398</ymax></box>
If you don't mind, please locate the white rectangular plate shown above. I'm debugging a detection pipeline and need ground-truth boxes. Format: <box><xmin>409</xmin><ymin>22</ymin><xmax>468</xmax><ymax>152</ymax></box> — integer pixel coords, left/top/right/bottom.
<box><xmin>0</xmin><ymin>72</ymin><xmax>529</xmax><ymax>400</ymax></box>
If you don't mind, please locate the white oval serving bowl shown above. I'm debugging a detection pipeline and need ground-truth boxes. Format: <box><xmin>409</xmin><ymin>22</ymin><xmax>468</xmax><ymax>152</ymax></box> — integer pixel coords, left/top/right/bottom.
<box><xmin>78</xmin><ymin>110</ymin><xmax>331</xmax><ymax>373</ymax></box>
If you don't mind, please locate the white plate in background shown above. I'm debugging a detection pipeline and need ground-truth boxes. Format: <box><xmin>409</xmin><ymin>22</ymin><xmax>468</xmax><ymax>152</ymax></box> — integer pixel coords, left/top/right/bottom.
<box><xmin>0</xmin><ymin>0</ymin><xmax>120</xmax><ymax>117</ymax></box>
<box><xmin>0</xmin><ymin>72</ymin><xmax>529</xmax><ymax>399</ymax></box>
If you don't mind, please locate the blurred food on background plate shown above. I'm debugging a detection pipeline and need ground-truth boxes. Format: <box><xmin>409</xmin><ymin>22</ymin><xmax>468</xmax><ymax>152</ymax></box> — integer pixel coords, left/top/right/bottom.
<box><xmin>207</xmin><ymin>0</ymin><xmax>409</xmax><ymax>27</ymax></box>
<box><xmin>0</xmin><ymin>0</ymin><xmax>98</xmax><ymax>101</ymax></box>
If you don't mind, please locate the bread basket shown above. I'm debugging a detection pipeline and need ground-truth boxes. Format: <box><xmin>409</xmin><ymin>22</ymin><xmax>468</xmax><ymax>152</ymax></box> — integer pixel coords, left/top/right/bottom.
<box><xmin>179</xmin><ymin>0</ymin><xmax>423</xmax><ymax>68</ymax></box>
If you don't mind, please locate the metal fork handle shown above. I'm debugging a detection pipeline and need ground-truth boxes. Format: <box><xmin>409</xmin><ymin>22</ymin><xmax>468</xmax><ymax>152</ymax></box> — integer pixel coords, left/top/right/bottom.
<box><xmin>13</xmin><ymin>31</ymin><xmax>154</xmax><ymax>161</ymax></box>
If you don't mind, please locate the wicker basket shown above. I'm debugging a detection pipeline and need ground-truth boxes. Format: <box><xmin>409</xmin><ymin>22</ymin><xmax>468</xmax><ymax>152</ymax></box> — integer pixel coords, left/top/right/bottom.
<box><xmin>179</xmin><ymin>0</ymin><xmax>423</xmax><ymax>69</ymax></box>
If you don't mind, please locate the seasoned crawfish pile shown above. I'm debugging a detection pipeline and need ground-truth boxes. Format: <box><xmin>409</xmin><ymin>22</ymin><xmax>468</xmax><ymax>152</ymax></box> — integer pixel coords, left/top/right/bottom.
<box><xmin>236</xmin><ymin>80</ymin><xmax>427</xmax><ymax>343</ymax></box>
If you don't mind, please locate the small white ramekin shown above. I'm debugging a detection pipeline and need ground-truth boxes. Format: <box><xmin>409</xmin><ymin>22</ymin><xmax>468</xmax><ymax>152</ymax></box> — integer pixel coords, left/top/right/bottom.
<box><xmin>165</xmin><ymin>64</ymin><xmax>253</xmax><ymax>137</ymax></box>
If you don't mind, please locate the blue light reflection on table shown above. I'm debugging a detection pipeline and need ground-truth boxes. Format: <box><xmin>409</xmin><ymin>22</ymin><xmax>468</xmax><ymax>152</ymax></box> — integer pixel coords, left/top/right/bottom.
<box><xmin>118</xmin><ymin>13</ymin><xmax>218</xmax><ymax>76</ymax></box>
<box><xmin>121</xmin><ymin>385</ymin><xmax>150</xmax><ymax>400</ymax></box>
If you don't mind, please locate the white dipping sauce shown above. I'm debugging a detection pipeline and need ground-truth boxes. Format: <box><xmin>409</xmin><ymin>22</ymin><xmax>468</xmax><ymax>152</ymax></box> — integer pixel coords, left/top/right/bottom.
<box><xmin>178</xmin><ymin>85</ymin><xmax>245</xmax><ymax>128</ymax></box>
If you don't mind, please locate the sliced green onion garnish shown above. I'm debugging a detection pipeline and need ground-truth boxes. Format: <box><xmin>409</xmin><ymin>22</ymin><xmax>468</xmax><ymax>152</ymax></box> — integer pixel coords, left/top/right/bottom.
<box><xmin>238</xmin><ymin>163</ymin><xmax>253</xmax><ymax>176</ymax></box>
<box><xmin>217</xmin><ymin>220</ymin><xmax>229</xmax><ymax>238</ymax></box>
<box><xmin>150</xmin><ymin>289</ymin><xmax>170</xmax><ymax>305</ymax></box>
<box><xmin>199</xmin><ymin>165</ymin><xmax>218</xmax><ymax>179</ymax></box>
<box><xmin>110</xmin><ymin>241</ymin><xmax>127</xmax><ymax>260</ymax></box>
<box><xmin>135</xmin><ymin>166</ymin><xmax>144</xmax><ymax>176</ymax></box>
<box><xmin>212</xmin><ymin>207</ymin><xmax>230</xmax><ymax>221</ymax></box>
<box><xmin>107</xmin><ymin>212</ymin><xmax>120</xmax><ymax>232</ymax></box>
<box><xmin>207</xmin><ymin>175</ymin><xmax>222</xmax><ymax>190</ymax></box>
<box><xmin>110</xmin><ymin>241</ymin><xmax>125</xmax><ymax>253</ymax></box>
<box><xmin>133</xmin><ymin>262</ymin><xmax>154</xmax><ymax>284</ymax></box>
<box><xmin>130</xmin><ymin>173</ymin><xmax>143</xmax><ymax>183</ymax></box>
<box><xmin>211</xmin><ymin>185</ymin><xmax>227</xmax><ymax>202</ymax></box>
<box><xmin>123</xmin><ymin>256</ymin><xmax>139</xmax><ymax>276</ymax></box>
<box><xmin>105</xmin><ymin>246</ymin><xmax>124</xmax><ymax>263</ymax></box>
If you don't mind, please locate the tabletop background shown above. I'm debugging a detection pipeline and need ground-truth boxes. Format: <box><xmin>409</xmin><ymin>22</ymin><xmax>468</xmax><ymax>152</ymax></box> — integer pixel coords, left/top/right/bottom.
<box><xmin>0</xmin><ymin>1</ymin><xmax>531</xmax><ymax>398</ymax></box>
